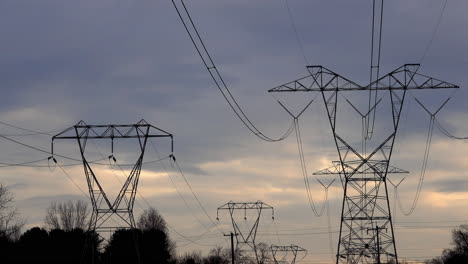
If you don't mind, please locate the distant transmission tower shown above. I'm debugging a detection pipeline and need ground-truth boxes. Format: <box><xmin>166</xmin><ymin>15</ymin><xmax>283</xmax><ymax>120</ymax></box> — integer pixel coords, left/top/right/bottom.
<box><xmin>51</xmin><ymin>120</ymin><xmax>173</xmax><ymax>232</ymax></box>
<box><xmin>269</xmin><ymin>64</ymin><xmax>458</xmax><ymax>263</ymax></box>
<box><xmin>270</xmin><ymin>244</ymin><xmax>307</xmax><ymax>264</ymax></box>
<box><xmin>217</xmin><ymin>201</ymin><xmax>274</xmax><ymax>263</ymax></box>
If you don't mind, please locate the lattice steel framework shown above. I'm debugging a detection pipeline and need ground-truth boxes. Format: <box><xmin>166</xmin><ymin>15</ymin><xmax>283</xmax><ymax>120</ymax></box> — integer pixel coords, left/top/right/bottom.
<box><xmin>217</xmin><ymin>201</ymin><xmax>274</xmax><ymax>263</ymax></box>
<box><xmin>269</xmin><ymin>64</ymin><xmax>458</xmax><ymax>264</ymax></box>
<box><xmin>270</xmin><ymin>244</ymin><xmax>307</xmax><ymax>264</ymax></box>
<box><xmin>51</xmin><ymin>119</ymin><xmax>173</xmax><ymax>231</ymax></box>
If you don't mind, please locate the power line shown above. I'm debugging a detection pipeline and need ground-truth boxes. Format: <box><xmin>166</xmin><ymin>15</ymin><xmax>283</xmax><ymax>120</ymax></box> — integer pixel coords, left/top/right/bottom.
<box><xmin>284</xmin><ymin>0</ymin><xmax>309</xmax><ymax>66</ymax></box>
<box><xmin>88</xmin><ymin>139</ymin><xmax>220</xmax><ymax>246</ymax></box>
<box><xmin>172</xmin><ymin>157</ymin><xmax>225</xmax><ymax>235</ymax></box>
<box><xmin>171</xmin><ymin>0</ymin><xmax>295</xmax><ymax>142</ymax></box>
<box><xmin>294</xmin><ymin>118</ymin><xmax>327</xmax><ymax>217</ymax></box>
<box><xmin>0</xmin><ymin>120</ymin><xmax>172</xmax><ymax>167</ymax></box>
<box><xmin>0</xmin><ymin>121</ymin><xmax>66</xmax><ymax>136</ymax></box>
<box><xmin>396</xmin><ymin>113</ymin><xmax>434</xmax><ymax>216</ymax></box>
<box><xmin>367</xmin><ymin>0</ymin><xmax>385</xmax><ymax>140</ymax></box>
<box><xmin>419</xmin><ymin>0</ymin><xmax>449</xmax><ymax>64</ymax></box>
<box><xmin>434</xmin><ymin>117</ymin><xmax>468</xmax><ymax>139</ymax></box>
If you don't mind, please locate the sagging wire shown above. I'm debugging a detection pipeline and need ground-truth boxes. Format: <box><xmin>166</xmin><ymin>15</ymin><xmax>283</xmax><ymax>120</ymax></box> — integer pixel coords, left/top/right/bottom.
<box><xmin>107</xmin><ymin>151</ymin><xmax>221</xmax><ymax>245</ymax></box>
<box><xmin>50</xmin><ymin>157</ymin><xmax>88</xmax><ymax>198</ymax></box>
<box><xmin>0</xmin><ymin>158</ymin><xmax>48</xmax><ymax>168</ymax></box>
<box><xmin>388</xmin><ymin>177</ymin><xmax>405</xmax><ymax>224</ymax></box>
<box><xmin>316</xmin><ymin>178</ymin><xmax>336</xmax><ymax>262</ymax></box>
<box><xmin>434</xmin><ymin>117</ymin><xmax>468</xmax><ymax>140</ymax></box>
<box><xmin>395</xmin><ymin>96</ymin><xmax>448</xmax><ymax>216</ymax></box>
<box><xmin>115</xmin><ymin>153</ymin><xmax>211</xmax><ymax>232</ymax></box>
<box><xmin>0</xmin><ymin>130</ymin><xmax>169</xmax><ymax>167</ymax></box>
<box><xmin>294</xmin><ymin>118</ymin><xmax>328</xmax><ymax>217</ymax></box>
<box><xmin>367</xmin><ymin>0</ymin><xmax>385</xmax><ymax>140</ymax></box>
<box><xmin>273</xmin><ymin>94</ymin><xmax>330</xmax><ymax>217</ymax></box>
<box><xmin>148</xmin><ymin>138</ymin><xmax>227</xmax><ymax>241</ymax></box>
<box><xmin>54</xmin><ymin>141</ymin><xmax>215</xmax><ymax>246</ymax></box>
<box><xmin>171</xmin><ymin>0</ymin><xmax>295</xmax><ymax>142</ymax></box>
<box><xmin>274</xmin><ymin>95</ymin><xmax>330</xmax><ymax>217</ymax></box>
<box><xmin>0</xmin><ymin>121</ymin><xmax>66</xmax><ymax>136</ymax></box>
<box><xmin>172</xmin><ymin>156</ymin><xmax>226</xmax><ymax>235</ymax></box>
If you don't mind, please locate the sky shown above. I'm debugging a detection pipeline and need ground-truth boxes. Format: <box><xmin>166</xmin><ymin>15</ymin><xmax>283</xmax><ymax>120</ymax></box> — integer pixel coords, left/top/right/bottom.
<box><xmin>0</xmin><ymin>0</ymin><xmax>467</xmax><ymax>263</ymax></box>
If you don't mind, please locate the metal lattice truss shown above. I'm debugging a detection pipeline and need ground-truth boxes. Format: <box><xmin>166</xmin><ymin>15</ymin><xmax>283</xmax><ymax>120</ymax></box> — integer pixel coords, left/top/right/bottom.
<box><xmin>269</xmin><ymin>64</ymin><xmax>458</xmax><ymax>92</ymax></box>
<box><xmin>217</xmin><ymin>201</ymin><xmax>274</xmax><ymax>263</ymax></box>
<box><xmin>314</xmin><ymin>161</ymin><xmax>409</xmax><ymax>177</ymax></box>
<box><xmin>270</xmin><ymin>244</ymin><xmax>307</xmax><ymax>264</ymax></box>
<box><xmin>269</xmin><ymin>64</ymin><xmax>458</xmax><ymax>264</ymax></box>
<box><xmin>52</xmin><ymin>119</ymin><xmax>173</xmax><ymax>231</ymax></box>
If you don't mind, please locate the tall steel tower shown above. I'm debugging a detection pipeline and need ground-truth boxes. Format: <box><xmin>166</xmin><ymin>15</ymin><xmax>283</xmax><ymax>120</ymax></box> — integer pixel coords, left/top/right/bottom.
<box><xmin>217</xmin><ymin>201</ymin><xmax>274</xmax><ymax>263</ymax></box>
<box><xmin>51</xmin><ymin>119</ymin><xmax>173</xmax><ymax>232</ymax></box>
<box><xmin>269</xmin><ymin>64</ymin><xmax>458</xmax><ymax>263</ymax></box>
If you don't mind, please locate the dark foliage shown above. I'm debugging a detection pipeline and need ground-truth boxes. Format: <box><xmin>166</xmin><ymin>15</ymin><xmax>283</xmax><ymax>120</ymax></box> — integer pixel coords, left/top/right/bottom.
<box><xmin>101</xmin><ymin>228</ymin><xmax>175</xmax><ymax>264</ymax></box>
<box><xmin>177</xmin><ymin>247</ymin><xmax>232</xmax><ymax>264</ymax></box>
<box><xmin>430</xmin><ymin>225</ymin><xmax>468</xmax><ymax>264</ymax></box>
<box><xmin>3</xmin><ymin>227</ymin><xmax>100</xmax><ymax>264</ymax></box>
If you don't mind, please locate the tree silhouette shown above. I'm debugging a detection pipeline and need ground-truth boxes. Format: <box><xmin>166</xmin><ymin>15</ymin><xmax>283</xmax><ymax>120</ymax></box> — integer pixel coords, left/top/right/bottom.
<box><xmin>45</xmin><ymin>200</ymin><xmax>89</xmax><ymax>231</ymax></box>
<box><xmin>102</xmin><ymin>228</ymin><xmax>175</xmax><ymax>264</ymax></box>
<box><xmin>138</xmin><ymin>207</ymin><xmax>168</xmax><ymax>232</ymax></box>
<box><xmin>0</xmin><ymin>184</ymin><xmax>24</xmax><ymax>241</ymax></box>
<box><xmin>431</xmin><ymin>225</ymin><xmax>468</xmax><ymax>264</ymax></box>
<box><xmin>4</xmin><ymin>227</ymin><xmax>99</xmax><ymax>264</ymax></box>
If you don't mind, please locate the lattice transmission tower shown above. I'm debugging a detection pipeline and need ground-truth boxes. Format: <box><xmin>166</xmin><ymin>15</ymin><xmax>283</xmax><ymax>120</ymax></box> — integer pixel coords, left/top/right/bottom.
<box><xmin>269</xmin><ymin>64</ymin><xmax>458</xmax><ymax>264</ymax></box>
<box><xmin>270</xmin><ymin>244</ymin><xmax>307</xmax><ymax>264</ymax></box>
<box><xmin>217</xmin><ymin>201</ymin><xmax>274</xmax><ymax>263</ymax></box>
<box><xmin>51</xmin><ymin>119</ymin><xmax>173</xmax><ymax>232</ymax></box>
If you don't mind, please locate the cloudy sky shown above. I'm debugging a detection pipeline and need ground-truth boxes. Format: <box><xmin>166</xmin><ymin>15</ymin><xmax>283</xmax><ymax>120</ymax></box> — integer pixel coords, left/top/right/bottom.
<box><xmin>0</xmin><ymin>0</ymin><xmax>467</xmax><ymax>263</ymax></box>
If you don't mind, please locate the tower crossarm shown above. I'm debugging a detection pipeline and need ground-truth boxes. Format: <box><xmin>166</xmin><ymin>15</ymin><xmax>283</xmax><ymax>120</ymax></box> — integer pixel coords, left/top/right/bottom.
<box><xmin>268</xmin><ymin>66</ymin><xmax>363</xmax><ymax>92</ymax></box>
<box><xmin>270</xmin><ymin>245</ymin><xmax>307</xmax><ymax>252</ymax></box>
<box><xmin>217</xmin><ymin>201</ymin><xmax>274</xmax><ymax>213</ymax></box>
<box><xmin>313</xmin><ymin>161</ymin><xmax>409</xmax><ymax>176</ymax></box>
<box><xmin>52</xmin><ymin>119</ymin><xmax>173</xmax><ymax>141</ymax></box>
<box><xmin>268</xmin><ymin>64</ymin><xmax>458</xmax><ymax>93</ymax></box>
<box><xmin>369</xmin><ymin>64</ymin><xmax>459</xmax><ymax>91</ymax></box>
<box><xmin>271</xmin><ymin>244</ymin><xmax>307</xmax><ymax>264</ymax></box>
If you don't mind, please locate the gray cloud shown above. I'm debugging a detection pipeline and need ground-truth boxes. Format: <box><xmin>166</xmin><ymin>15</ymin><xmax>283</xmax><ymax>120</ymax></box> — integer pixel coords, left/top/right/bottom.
<box><xmin>0</xmin><ymin>0</ymin><xmax>467</xmax><ymax>262</ymax></box>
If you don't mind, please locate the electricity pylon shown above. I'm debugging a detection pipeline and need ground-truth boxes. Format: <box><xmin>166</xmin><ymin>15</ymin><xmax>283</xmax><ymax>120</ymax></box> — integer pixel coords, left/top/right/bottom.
<box><xmin>217</xmin><ymin>201</ymin><xmax>274</xmax><ymax>263</ymax></box>
<box><xmin>269</xmin><ymin>64</ymin><xmax>458</xmax><ymax>263</ymax></box>
<box><xmin>51</xmin><ymin>119</ymin><xmax>173</xmax><ymax>232</ymax></box>
<box><xmin>270</xmin><ymin>244</ymin><xmax>307</xmax><ymax>264</ymax></box>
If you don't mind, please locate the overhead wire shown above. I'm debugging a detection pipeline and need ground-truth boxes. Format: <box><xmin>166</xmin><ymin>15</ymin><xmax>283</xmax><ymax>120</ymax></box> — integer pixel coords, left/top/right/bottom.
<box><xmin>0</xmin><ymin>123</ymin><xmax>171</xmax><ymax>167</ymax></box>
<box><xmin>0</xmin><ymin>121</ymin><xmax>66</xmax><ymax>136</ymax></box>
<box><xmin>367</xmin><ymin>0</ymin><xmax>384</xmax><ymax>140</ymax></box>
<box><xmin>395</xmin><ymin>98</ymin><xmax>437</xmax><ymax>216</ymax></box>
<box><xmin>88</xmin><ymin>138</ymin><xmax>220</xmax><ymax>246</ymax></box>
<box><xmin>0</xmin><ymin>120</ymin><xmax>219</xmax><ymax>246</ymax></box>
<box><xmin>294</xmin><ymin>118</ymin><xmax>328</xmax><ymax>217</ymax></box>
<box><xmin>397</xmin><ymin>115</ymin><xmax>434</xmax><ymax>216</ymax></box>
<box><xmin>284</xmin><ymin>0</ymin><xmax>309</xmax><ymax>66</ymax></box>
<box><xmin>171</xmin><ymin>0</ymin><xmax>295</xmax><ymax>142</ymax></box>
<box><xmin>419</xmin><ymin>0</ymin><xmax>449</xmax><ymax>64</ymax></box>
<box><xmin>434</xmin><ymin>117</ymin><xmax>468</xmax><ymax>140</ymax></box>
<box><xmin>172</xmin><ymin>158</ymin><xmax>226</xmax><ymax>235</ymax></box>
<box><xmin>146</xmin><ymin>138</ymin><xmax>228</xmax><ymax>246</ymax></box>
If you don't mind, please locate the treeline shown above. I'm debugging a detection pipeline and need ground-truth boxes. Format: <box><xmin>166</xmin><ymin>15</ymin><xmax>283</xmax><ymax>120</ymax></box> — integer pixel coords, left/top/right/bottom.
<box><xmin>1</xmin><ymin>226</ymin><xmax>222</xmax><ymax>264</ymax></box>
<box><xmin>429</xmin><ymin>225</ymin><xmax>468</xmax><ymax>264</ymax></box>
<box><xmin>0</xmin><ymin>185</ymin><xmax>238</xmax><ymax>264</ymax></box>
